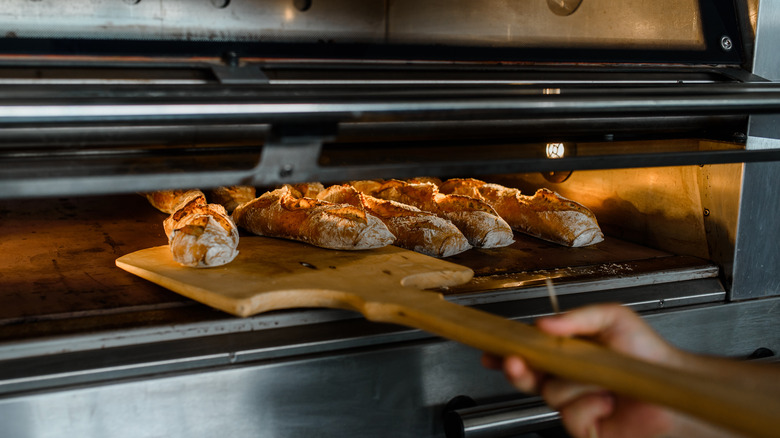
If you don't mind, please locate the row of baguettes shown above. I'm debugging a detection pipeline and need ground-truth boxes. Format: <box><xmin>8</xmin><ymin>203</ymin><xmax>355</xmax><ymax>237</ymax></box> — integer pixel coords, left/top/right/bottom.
<box><xmin>145</xmin><ymin>178</ymin><xmax>604</xmax><ymax>267</ymax></box>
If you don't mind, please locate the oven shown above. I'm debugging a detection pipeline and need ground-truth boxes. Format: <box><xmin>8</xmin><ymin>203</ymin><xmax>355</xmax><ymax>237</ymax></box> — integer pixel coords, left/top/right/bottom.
<box><xmin>1</xmin><ymin>1</ymin><xmax>779</xmax><ymax>437</ymax></box>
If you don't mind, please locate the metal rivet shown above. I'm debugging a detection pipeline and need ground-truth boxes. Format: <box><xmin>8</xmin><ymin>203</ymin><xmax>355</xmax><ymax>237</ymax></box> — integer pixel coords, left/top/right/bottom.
<box><xmin>279</xmin><ymin>164</ymin><xmax>294</xmax><ymax>178</ymax></box>
<box><xmin>720</xmin><ymin>36</ymin><xmax>733</xmax><ymax>51</ymax></box>
<box><xmin>703</xmin><ymin>208</ymin><xmax>711</xmax><ymax>217</ymax></box>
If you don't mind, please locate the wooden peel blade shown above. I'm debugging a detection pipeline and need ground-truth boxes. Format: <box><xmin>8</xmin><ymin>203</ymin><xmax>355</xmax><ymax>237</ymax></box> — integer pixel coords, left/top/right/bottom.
<box><xmin>116</xmin><ymin>237</ymin><xmax>779</xmax><ymax>438</ymax></box>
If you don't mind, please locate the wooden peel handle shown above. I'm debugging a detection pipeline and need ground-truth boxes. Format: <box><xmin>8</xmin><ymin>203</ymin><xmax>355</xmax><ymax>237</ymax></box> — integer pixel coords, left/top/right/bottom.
<box><xmin>360</xmin><ymin>290</ymin><xmax>779</xmax><ymax>438</ymax></box>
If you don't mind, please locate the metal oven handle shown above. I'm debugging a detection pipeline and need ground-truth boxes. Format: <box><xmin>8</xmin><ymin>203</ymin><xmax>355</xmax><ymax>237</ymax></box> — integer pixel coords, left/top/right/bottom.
<box><xmin>443</xmin><ymin>396</ymin><xmax>562</xmax><ymax>438</ymax></box>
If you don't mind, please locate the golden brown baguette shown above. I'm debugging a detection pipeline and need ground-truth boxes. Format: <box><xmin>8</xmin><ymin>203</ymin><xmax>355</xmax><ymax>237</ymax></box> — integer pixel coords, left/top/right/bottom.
<box><xmin>207</xmin><ymin>186</ymin><xmax>257</xmax><ymax>213</ymax></box>
<box><xmin>145</xmin><ymin>189</ymin><xmax>205</xmax><ymax>214</ymax></box>
<box><xmin>439</xmin><ymin>178</ymin><xmax>604</xmax><ymax>247</ymax></box>
<box><xmin>350</xmin><ymin>179</ymin><xmax>514</xmax><ymax>249</ymax></box>
<box><xmin>232</xmin><ymin>186</ymin><xmax>395</xmax><ymax>250</ymax></box>
<box><xmin>162</xmin><ymin>194</ymin><xmax>239</xmax><ymax>268</ymax></box>
<box><xmin>318</xmin><ymin>184</ymin><xmax>471</xmax><ymax>257</ymax></box>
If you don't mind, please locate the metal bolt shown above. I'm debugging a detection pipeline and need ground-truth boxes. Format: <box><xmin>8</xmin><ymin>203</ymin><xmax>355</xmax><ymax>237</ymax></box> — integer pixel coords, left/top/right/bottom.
<box><xmin>279</xmin><ymin>164</ymin><xmax>294</xmax><ymax>178</ymax></box>
<box><xmin>720</xmin><ymin>36</ymin><xmax>733</xmax><ymax>51</ymax></box>
<box><xmin>222</xmin><ymin>51</ymin><xmax>239</xmax><ymax>67</ymax></box>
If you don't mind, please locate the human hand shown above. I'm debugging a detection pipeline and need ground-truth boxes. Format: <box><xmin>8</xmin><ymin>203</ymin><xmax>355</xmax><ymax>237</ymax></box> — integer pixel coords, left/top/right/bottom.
<box><xmin>482</xmin><ymin>304</ymin><xmax>688</xmax><ymax>438</ymax></box>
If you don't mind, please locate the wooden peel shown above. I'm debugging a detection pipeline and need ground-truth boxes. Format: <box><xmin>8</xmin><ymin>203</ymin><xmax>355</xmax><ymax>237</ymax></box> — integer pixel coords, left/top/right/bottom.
<box><xmin>116</xmin><ymin>237</ymin><xmax>779</xmax><ymax>438</ymax></box>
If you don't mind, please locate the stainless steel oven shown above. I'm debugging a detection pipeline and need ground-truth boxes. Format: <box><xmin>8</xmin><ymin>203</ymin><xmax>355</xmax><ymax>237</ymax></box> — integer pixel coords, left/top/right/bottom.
<box><xmin>0</xmin><ymin>1</ymin><xmax>778</xmax><ymax>437</ymax></box>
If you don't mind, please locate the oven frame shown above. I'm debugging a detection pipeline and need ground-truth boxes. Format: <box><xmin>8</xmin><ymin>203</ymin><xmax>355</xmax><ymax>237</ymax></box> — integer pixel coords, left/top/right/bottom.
<box><xmin>0</xmin><ymin>1</ymin><xmax>778</xmax><ymax>437</ymax></box>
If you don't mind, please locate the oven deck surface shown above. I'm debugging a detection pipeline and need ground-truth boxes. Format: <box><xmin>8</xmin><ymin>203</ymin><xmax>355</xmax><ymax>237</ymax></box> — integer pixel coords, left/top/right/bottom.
<box><xmin>0</xmin><ymin>194</ymin><xmax>721</xmax><ymax>344</ymax></box>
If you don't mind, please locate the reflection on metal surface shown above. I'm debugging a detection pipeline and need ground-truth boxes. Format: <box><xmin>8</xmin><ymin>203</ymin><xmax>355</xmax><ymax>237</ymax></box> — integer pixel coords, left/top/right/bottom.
<box><xmin>547</xmin><ymin>0</ymin><xmax>583</xmax><ymax>16</ymax></box>
<box><xmin>389</xmin><ymin>0</ymin><xmax>705</xmax><ymax>49</ymax></box>
<box><xmin>0</xmin><ymin>0</ymin><xmax>705</xmax><ymax>49</ymax></box>
<box><xmin>445</xmin><ymin>397</ymin><xmax>561</xmax><ymax>438</ymax></box>
<box><xmin>0</xmin><ymin>0</ymin><xmax>386</xmax><ymax>42</ymax></box>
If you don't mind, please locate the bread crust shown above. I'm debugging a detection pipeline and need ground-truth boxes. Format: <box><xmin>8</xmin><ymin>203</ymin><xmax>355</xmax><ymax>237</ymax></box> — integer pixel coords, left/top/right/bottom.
<box><xmin>145</xmin><ymin>189</ymin><xmax>205</xmax><ymax>214</ymax></box>
<box><xmin>439</xmin><ymin>178</ymin><xmax>604</xmax><ymax>247</ymax></box>
<box><xmin>232</xmin><ymin>186</ymin><xmax>395</xmax><ymax>250</ymax></box>
<box><xmin>162</xmin><ymin>194</ymin><xmax>240</xmax><ymax>267</ymax></box>
<box><xmin>318</xmin><ymin>184</ymin><xmax>471</xmax><ymax>257</ymax></box>
<box><xmin>207</xmin><ymin>186</ymin><xmax>257</xmax><ymax>213</ymax></box>
<box><xmin>350</xmin><ymin>179</ymin><xmax>514</xmax><ymax>249</ymax></box>
<box><xmin>288</xmin><ymin>182</ymin><xmax>326</xmax><ymax>199</ymax></box>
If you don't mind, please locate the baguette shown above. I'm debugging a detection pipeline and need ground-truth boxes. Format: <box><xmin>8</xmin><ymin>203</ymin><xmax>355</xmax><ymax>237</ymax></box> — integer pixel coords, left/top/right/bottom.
<box><xmin>162</xmin><ymin>194</ymin><xmax>240</xmax><ymax>268</ymax></box>
<box><xmin>207</xmin><ymin>186</ymin><xmax>257</xmax><ymax>213</ymax></box>
<box><xmin>232</xmin><ymin>186</ymin><xmax>395</xmax><ymax>250</ymax></box>
<box><xmin>318</xmin><ymin>184</ymin><xmax>471</xmax><ymax>257</ymax></box>
<box><xmin>145</xmin><ymin>189</ymin><xmax>205</xmax><ymax>214</ymax></box>
<box><xmin>438</xmin><ymin>178</ymin><xmax>604</xmax><ymax>247</ymax></box>
<box><xmin>350</xmin><ymin>179</ymin><xmax>514</xmax><ymax>249</ymax></box>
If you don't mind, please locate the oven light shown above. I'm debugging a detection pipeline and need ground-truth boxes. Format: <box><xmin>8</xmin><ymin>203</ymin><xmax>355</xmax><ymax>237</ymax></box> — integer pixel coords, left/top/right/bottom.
<box><xmin>546</xmin><ymin>142</ymin><xmax>566</xmax><ymax>159</ymax></box>
<box><xmin>542</xmin><ymin>142</ymin><xmax>575</xmax><ymax>183</ymax></box>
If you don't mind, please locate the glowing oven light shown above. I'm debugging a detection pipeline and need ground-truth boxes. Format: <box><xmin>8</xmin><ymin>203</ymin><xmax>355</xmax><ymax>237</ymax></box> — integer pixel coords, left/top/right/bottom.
<box><xmin>546</xmin><ymin>142</ymin><xmax>566</xmax><ymax>159</ymax></box>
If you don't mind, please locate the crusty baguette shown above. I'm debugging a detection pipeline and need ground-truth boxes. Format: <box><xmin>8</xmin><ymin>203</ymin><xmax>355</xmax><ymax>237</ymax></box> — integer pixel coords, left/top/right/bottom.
<box><xmin>349</xmin><ymin>179</ymin><xmax>514</xmax><ymax>249</ymax></box>
<box><xmin>145</xmin><ymin>189</ymin><xmax>206</xmax><ymax>214</ymax></box>
<box><xmin>318</xmin><ymin>184</ymin><xmax>471</xmax><ymax>257</ymax></box>
<box><xmin>232</xmin><ymin>185</ymin><xmax>395</xmax><ymax>250</ymax></box>
<box><xmin>207</xmin><ymin>186</ymin><xmax>257</xmax><ymax>213</ymax></box>
<box><xmin>439</xmin><ymin>178</ymin><xmax>604</xmax><ymax>247</ymax></box>
<box><xmin>162</xmin><ymin>194</ymin><xmax>239</xmax><ymax>268</ymax></box>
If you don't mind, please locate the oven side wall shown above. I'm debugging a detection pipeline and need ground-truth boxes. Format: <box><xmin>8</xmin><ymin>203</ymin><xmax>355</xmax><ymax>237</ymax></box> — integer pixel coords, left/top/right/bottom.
<box><xmin>733</xmin><ymin>0</ymin><xmax>780</xmax><ymax>299</ymax></box>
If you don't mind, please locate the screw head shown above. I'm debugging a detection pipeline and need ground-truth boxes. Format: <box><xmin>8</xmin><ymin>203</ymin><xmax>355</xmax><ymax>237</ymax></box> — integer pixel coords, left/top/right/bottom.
<box><xmin>279</xmin><ymin>164</ymin><xmax>294</xmax><ymax>178</ymax></box>
<box><xmin>720</xmin><ymin>36</ymin><xmax>733</xmax><ymax>51</ymax></box>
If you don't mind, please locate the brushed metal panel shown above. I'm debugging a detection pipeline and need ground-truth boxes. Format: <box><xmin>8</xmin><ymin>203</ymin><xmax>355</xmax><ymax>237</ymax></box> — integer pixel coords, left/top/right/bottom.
<box><xmin>388</xmin><ymin>0</ymin><xmax>705</xmax><ymax>49</ymax></box>
<box><xmin>0</xmin><ymin>299</ymin><xmax>776</xmax><ymax>438</ymax></box>
<box><xmin>731</xmin><ymin>160</ymin><xmax>780</xmax><ymax>299</ymax></box>
<box><xmin>0</xmin><ymin>0</ymin><xmax>386</xmax><ymax>42</ymax></box>
<box><xmin>734</xmin><ymin>0</ymin><xmax>780</xmax><ymax>299</ymax></box>
<box><xmin>753</xmin><ymin>0</ymin><xmax>780</xmax><ymax>81</ymax></box>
